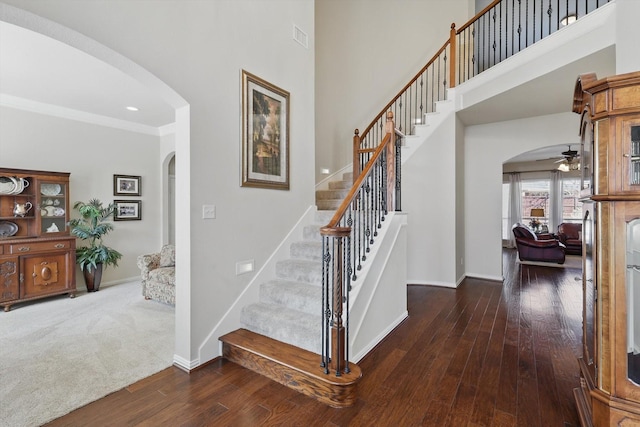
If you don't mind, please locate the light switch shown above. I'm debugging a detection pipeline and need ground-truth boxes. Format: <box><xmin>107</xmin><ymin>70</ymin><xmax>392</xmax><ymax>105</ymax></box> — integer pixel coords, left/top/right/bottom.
<box><xmin>202</xmin><ymin>204</ymin><xmax>216</xmax><ymax>219</ymax></box>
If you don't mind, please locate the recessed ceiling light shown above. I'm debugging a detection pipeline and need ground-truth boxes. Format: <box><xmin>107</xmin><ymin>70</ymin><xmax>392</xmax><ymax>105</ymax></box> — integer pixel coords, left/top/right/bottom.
<box><xmin>561</xmin><ymin>14</ymin><xmax>577</xmax><ymax>26</ymax></box>
<box><xmin>126</xmin><ymin>106</ymin><xmax>139</xmax><ymax>111</ymax></box>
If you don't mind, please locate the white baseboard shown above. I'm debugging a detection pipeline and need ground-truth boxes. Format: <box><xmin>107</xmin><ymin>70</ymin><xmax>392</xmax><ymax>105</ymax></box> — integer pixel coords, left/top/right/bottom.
<box><xmin>173</xmin><ymin>354</ymin><xmax>199</xmax><ymax>372</ymax></box>
<box><xmin>351</xmin><ymin>310</ymin><xmax>408</xmax><ymax>363</ymax></box>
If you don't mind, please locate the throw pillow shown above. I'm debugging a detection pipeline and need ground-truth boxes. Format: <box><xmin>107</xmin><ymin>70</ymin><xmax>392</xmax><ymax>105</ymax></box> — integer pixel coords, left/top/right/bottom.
<box><xmin>160</xmin><ymin>245</ymin><xmax>175</xmax><ymax>267</ymax></box>
<box><xmin>578</xmin><ymin>231</ymin><xmax>582</xmax><ymax>241</ymax></box>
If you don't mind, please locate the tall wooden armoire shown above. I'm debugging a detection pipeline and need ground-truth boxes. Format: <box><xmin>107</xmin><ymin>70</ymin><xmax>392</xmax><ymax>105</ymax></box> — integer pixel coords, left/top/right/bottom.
<box><xmin>573</xmin><ymin>71</ymin><xmax>640</xmax><ymax>426</ymax></box>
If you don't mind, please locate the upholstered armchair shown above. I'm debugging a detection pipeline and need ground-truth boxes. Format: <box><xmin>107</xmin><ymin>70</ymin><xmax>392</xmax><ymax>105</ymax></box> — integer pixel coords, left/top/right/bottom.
<box><xmin>137</xmin><ymin>244</ymin><xmax>175</xmax><ymax>306</ymax></box>
<box><xmin>557</xmin><ymin>222</ymin><xmax>582</xmax><ymax>255</ymax></box>
<box><xmin>512</xmin><ymin>223</ymin><xmax>566</xmax><ymax>264</ymax></box>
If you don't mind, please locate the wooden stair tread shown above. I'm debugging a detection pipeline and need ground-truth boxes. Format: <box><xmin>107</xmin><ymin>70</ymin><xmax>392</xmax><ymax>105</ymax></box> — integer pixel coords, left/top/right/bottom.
<box><xmin>220</xmin><ymin>328</ymin><xmax>361</xmax><ymax>407</ymax></box>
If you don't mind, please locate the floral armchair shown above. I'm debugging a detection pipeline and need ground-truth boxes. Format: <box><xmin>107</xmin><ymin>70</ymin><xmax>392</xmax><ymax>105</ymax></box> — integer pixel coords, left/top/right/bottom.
<box><xmin>137</xmin><ymin>244</ymin><xmax>175</xmax><ymax>306</ymax></box>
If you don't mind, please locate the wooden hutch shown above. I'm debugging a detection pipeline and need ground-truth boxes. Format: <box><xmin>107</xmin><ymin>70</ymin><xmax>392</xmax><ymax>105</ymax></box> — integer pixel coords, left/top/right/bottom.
<box><xmin>573</xmin><ymin>71</ymin><xmax>640</xmax><ymax>426</ymax></box>
<box><xmin>0</xmin><ymin>168</ymin><xmax>76</xmax><ymax>311</ymax></box>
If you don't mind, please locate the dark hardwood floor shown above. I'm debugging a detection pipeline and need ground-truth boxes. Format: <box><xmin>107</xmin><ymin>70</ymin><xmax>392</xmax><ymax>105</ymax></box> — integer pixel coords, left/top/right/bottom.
<box><xmin>46</xmin><ymin>249</ymin><xmax>583</xmax><ymax>426</ymax></box>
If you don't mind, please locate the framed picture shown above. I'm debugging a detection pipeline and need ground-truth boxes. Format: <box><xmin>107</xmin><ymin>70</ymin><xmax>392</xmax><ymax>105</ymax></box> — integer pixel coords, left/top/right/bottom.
<box><xmin>114</xmin><ymin>200</ymin><xmax>141</xmax><ymax>221</ymax></box>
<box><xmin>113</xmin><ymin>175</ymin><xmax>141</xmax><ymax>196</ymax></box>
<box><xmin>241</xmin><ymin>70</ymin><xmax>290</xmax><ymax>190</ymax></box>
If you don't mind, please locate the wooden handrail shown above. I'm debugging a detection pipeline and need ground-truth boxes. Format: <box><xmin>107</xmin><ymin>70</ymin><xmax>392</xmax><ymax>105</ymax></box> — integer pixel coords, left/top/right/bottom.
<box><xmin>456</xmin><ymin>0</ymin><xmax>502</xmax><ymax>34</ymax></box>
<box><xmin>358</xmin><ymin>40</ymin><xmax>450</xmax><ymax>140</ymax></box>
<box><xmin>324</xmin><ymin>131</ymin><xmax>392</xmax><ymax>232</ymax></box>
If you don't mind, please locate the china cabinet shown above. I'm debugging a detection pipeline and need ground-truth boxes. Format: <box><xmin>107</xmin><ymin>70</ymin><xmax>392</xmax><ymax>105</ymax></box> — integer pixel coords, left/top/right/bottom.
<box><xmin>572</xmin><ymin>71</ymin><xmax>640</xmax><ymax>426</ymax></box>
<box><xmin>0</xmin><ymin>168</ymin><xmax>75</xmax><ymax>311</ymax></box>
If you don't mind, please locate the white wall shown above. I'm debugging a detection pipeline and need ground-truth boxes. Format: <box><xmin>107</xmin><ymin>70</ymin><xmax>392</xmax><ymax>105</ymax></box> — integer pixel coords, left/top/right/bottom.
<box><xmin>315</xmin><ymin>0</ymin><xmax>474</xmax><ymax>183</ymax></box>
<box><xmin>464</xmin><ymin>112</ymin><xmax>580</xmax><ymax>280</ymax></box>
<box><xmin>3</xmin><ymin>0</ymin><xmax>316</xmax><ymax>367</ymax></box>
<box><xmin>616</xmin><ymin>0</ymin><xmax>640</xmax><ymax>74</ymax></box>
<box><xmin>404</xmin><ymin>111</ymin><xmax>459</xmax><ymax>286</ymax></box>
<box><xmin>0</xmin><ymin>106</ymin><xmax>162</xmax><ymax>286</ymax></box>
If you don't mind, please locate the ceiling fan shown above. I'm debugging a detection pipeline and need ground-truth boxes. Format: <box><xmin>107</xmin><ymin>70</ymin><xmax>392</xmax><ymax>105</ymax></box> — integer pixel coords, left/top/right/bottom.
<box><xmin>555</xmin><ymin>145</ymin><xmax>580</xmax><ymax>171</ymax></box>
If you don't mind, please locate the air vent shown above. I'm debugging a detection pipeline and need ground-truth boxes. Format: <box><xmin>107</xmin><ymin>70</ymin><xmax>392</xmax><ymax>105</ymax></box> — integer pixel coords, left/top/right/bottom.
<box><xmin>293</xmin><ymin>24</ymin><xmax>308</xmax><ymax>49</ymax></box>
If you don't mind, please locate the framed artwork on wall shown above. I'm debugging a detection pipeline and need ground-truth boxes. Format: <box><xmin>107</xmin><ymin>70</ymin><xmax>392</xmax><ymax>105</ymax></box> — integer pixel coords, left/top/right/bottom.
<box><xmin>113</xmin><ymin>175</ymin><xmax>141</xmax><ymax>196</ymax></box>
<box><xmin>241</xmin><ymin>70</ymin><xmax>290</xmax><ymax>190</ymax></box>
<box><xmin>114</xmin><ymin>200</ymin><xmax>141</xmax><ymax>221</ymax></box>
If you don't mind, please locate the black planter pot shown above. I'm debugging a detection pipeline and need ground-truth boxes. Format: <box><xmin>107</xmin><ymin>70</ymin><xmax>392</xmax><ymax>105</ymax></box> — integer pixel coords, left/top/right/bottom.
<box><xmin>83</xmin><ymin>263</ymin><xmax>104</xmax><ymax>292</ymax></box>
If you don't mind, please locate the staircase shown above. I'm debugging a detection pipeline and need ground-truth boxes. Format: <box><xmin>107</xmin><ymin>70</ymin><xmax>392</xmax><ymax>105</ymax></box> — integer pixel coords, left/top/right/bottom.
<box><xmin>221</xmin><ymin>207</ymin><xmax>363</xmax><ymax>407</ymax></box>
<box><xmin>316</xmin><ymin>172</ymin><xmax>352</xmax><ymax>211</ymax></box>
<box><xmin>237</xmin><ymin>209</ymin><xmax>331</xmax><ymax>354</ymax></box>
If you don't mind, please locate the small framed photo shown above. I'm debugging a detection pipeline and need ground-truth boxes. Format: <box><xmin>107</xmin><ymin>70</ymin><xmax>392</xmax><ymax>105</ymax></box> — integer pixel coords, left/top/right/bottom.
<box><xmin>114</xmin><ymin>200</ymin><xmax>141</xmax><ymax>221</ymax></box>
<box><xmin>113</xmin><ymin>175</ymin><xmax>141</xmax><ymax>196</ymax></box>
<box><xmin>241</xmin><ymin>70</ymin><xmax>290</xmax><ymax>190</ymax></box>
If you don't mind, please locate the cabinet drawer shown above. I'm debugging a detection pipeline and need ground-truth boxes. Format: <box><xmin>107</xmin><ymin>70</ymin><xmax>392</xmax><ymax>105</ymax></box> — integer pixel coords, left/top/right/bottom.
<box><xmin>8</xmin><ymin>240</ymin><xmax>71</xmax><ymax>254</ymax></box>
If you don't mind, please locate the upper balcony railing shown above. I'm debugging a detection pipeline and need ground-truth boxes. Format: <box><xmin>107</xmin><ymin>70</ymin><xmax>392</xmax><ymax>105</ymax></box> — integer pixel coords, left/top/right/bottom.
<box><xmin>455</xmin><ymin>0</ymin><xmax>611</xmax><ymax>86</ymax></box>
<box><xmin>354</xmin><ymin>0</ymin><xmax>611</xmax><ymax>182</ymax></box>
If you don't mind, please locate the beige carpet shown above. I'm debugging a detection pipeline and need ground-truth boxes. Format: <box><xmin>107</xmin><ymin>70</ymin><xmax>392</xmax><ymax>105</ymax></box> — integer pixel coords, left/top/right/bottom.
<box><xmin>0</xmin><ymin>280</ymin><xmax>175</xmax><ymax>427</ymax></box>
<box><xmin>517</xmin><ymin>254</ymin><xmax>582</xmax><ymax>269</ymax></box>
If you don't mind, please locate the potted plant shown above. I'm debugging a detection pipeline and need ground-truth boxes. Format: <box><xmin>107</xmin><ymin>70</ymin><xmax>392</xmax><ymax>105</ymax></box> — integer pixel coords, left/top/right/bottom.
<box><xmin>68</xmin><ymin>199</ymin><xmax>122</xmax><ymax>292</ymax></box>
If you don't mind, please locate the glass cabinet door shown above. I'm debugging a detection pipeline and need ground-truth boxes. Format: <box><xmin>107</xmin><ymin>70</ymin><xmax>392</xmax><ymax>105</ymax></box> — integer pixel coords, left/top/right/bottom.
<box><xmin>628</xmin><ymin>218</ymin><xmax>640</xmax><ymax>384</ymax></box>
<box><xmin>622</xmin><ymin>120</ymin><xmax>640</xmax><ymax>192</ymax></box>
<box><xmin>631</xmin><ymin>124</ymin><xmax>640</xmax><ymax>186</ymax></box>
<box><xmin>38</xmin><ymin>181</ymin><xmax>68</xmax><ymax>235</ymax></box>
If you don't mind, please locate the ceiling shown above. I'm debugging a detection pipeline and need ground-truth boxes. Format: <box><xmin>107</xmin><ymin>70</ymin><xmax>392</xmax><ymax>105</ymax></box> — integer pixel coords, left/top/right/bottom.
<box><xmin>0</xmin><ymin>21</ymin><xmax>174</xmax><ymax>131</ymax></box>
<box><xmin>457</xmin><ymin>46</ymin><xmax>616</xmax><ymax>128</ymax></box>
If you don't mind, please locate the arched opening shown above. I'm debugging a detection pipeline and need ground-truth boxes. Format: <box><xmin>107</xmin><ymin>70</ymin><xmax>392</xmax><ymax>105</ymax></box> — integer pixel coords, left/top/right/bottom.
<box><xmin>0</xmin><ymin>2</ymin><xmax>192</xmax><ymax>416</ymax></box>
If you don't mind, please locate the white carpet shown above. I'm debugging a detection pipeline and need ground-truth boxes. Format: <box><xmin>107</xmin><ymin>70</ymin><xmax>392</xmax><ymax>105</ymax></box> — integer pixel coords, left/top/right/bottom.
<box><xmin>517</xmin><ymin>254</ymin><xmax>582</xmax><ymax>269</ymax></box>
<box><xmin>0</xmin><ymin>280</ymin><xmax>175</xmax><ymax>427</ymax></box>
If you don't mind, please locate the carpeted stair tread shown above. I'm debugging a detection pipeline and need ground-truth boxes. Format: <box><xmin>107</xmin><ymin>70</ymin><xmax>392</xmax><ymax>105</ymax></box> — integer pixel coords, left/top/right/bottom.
<box><xmin>276</xmin><ymin>259</ymin><xmax>322</xmax><ymax>284</ymax></box>
<box><xmin>240</xmin><ymin>302</ymin><xmax>320</xmax><ymax>353</ymax></box>
<box><xmin>328</xmin><ymin>180</ymin><xmax>351</xmax><ymax>190</ymax></box>
<box><xmin>317</xmin><ymin>199</ymin><xmax>343</xmax><ymax>211</ymax></box>
<box><xmin>259</xmin><ymin>280</ymin><xmax>321</xmax><ymax>316</ymax></box>
<box><xmin>303</xmin><ymin>224</ymin><xmax>323</xmax><ymax>241</ymax></box>
<box><xmin>316</xmin><ymin>188</ymin><xmax>350</xmax><ymax>200</ymax></box>
<box><xmin>290</xmin><ymin>240</ymin><xmax>323</xmax><ymax>261</ymax></box>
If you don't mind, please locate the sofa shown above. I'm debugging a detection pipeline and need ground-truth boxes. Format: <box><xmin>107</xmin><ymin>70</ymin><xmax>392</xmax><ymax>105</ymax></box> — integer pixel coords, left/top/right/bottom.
<box><xmin>557</xmin><ymin>222</ymin><xmax>582</xmax><ymax>255</ymax></box>
<box><xmin>137</xmin><ymin>244</ymin><xmax>175</xmax><ymax>306</ymax></box>
<box><xmin>512</xmin><ymin>223</ymin><xmax>566</xmax><ymax>264</ymax></box>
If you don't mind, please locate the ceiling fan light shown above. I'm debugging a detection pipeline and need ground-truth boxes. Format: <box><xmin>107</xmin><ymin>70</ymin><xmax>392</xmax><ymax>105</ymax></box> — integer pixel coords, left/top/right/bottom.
<box><xmin>558</xmin><ymin>163</ymin><xmax>570</xmax><ymax>172</ymax></box>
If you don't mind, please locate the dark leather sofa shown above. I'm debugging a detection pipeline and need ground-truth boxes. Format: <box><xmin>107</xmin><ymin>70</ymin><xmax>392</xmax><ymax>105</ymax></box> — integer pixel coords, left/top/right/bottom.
<box><xmin>512</xmin><ymin>223</ymin><xmax>566</xmax><ymax>264</ymax></box>
<box><xmin>557</xmin><ymin>222</ymin><xmax>582</xmax><ymax>255</ymax></box>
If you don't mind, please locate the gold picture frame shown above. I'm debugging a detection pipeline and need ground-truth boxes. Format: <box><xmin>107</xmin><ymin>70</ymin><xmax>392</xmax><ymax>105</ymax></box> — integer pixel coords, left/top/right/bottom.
<box><xmin>241</xmin><ymin>70</ymin><xmax>290</xmax><ymax>190</ymax></box>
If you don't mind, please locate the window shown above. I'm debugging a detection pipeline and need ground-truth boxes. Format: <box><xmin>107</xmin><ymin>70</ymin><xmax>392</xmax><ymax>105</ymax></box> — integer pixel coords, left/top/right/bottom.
<box><xmin>522</xmin><ymin>179</ymin><xmax>550</xmax><ymax>229</ymax></box>
<box><xmin>562</xmin><ymin>177</ymin><xmax>582</xmax><ymax>223</ymax></box>
<box><xmin>503</xmin><ymin>175</ymin><xmax>583</xmax><ymax>242</ymax></box>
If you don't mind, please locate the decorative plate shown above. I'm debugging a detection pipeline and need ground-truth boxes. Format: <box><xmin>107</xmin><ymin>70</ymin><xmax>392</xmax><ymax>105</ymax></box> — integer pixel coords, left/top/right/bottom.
<box><xmin>0</xmin><ymin>221</ymin><xmax>18</xmax><ymax>238</ymax></box>
<box><xmin>0</xmin><ymin>176</ymin><xmax>16</xmax><ymax>195</ymax></box>
<box><xmin>40</xmin><ymin>183</ymin><xmax>61</xmax><ymax>196</ymax></box>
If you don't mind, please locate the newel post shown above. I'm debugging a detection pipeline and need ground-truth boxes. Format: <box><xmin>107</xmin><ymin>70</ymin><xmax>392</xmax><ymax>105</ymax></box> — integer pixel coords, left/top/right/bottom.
<box><xmin>449</xmin><ymin>23</ymin><xmax>457</xmax><ymax>89</ymax></box>
<box><xmin>353</xmin><ymin>129</ymin><xmax>361</xmax><ymax>184</ymax></box>
<box><xmin>385</xmin><ymin>111</ymin><xmax>396</xmax><ymax>212</ymax></box>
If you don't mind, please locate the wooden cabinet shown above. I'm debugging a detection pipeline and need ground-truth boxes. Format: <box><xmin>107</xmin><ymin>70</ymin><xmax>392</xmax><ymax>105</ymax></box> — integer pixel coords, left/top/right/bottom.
<box><xmin>0</xmin><ymin>168</ymin><xmax>75</xmax><ymax>311</ymax></box>
<box><xmin>573</xmin><ymin>72</ymin><xmax>640</xmax><ymax>426</ymax></box>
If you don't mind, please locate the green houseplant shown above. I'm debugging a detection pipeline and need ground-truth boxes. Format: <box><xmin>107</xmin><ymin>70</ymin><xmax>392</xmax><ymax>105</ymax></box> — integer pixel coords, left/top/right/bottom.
<box><xmin>68</xmin><ymin>199</ymin><xmax>122</xmax><ymax>292</ymax></box>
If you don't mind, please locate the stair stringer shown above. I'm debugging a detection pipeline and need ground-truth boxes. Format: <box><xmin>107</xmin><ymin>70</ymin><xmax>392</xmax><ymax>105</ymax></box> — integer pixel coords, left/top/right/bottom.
<box><xmin>401</xmin><ymin>99</ymin><xmax>455</xmax><ymax>164</ymax></box>
<box><xmin>198</xmin><ymin>205</ymin><xmax>321</xmax><ymax>363</ymax></box>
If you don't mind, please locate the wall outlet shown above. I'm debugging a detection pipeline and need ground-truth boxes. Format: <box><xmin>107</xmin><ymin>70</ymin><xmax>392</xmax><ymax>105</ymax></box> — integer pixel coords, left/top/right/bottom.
<box><xmin>202</xmin><ymin>204</ymin><xmax>216</xmax><ymax>219</ymax></box>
